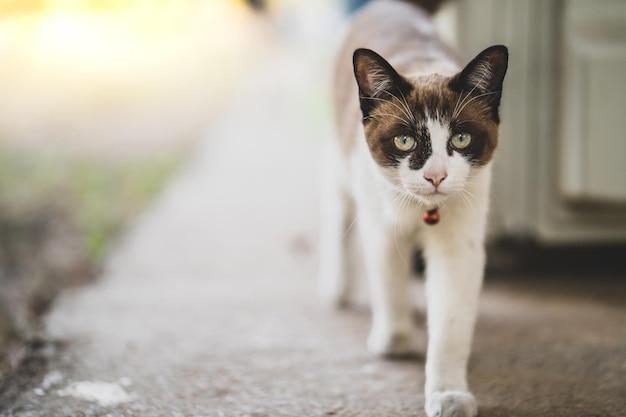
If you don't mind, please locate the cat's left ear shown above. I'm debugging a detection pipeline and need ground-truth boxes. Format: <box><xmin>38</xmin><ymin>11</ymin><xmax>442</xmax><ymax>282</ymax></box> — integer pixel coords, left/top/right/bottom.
<box><xmin>450</xmin><ymin>45</ymin><xmax>508</xmax><ymax>116</ymax></box>
<box><xmin>353</xmin><ymin>48</ymin><xmax>412</xmax><ymax>119</ymax></box>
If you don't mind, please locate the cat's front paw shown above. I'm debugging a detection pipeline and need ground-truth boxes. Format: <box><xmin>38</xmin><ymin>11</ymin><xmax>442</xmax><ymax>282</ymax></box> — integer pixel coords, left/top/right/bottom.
<box><xmin>425</xmin><ymin>390</ymin><xmax>477</xmax><ymax>417</ymax></box>
<box><xmin>367</xmin><ymin>326</ymin><xmax>419</xmax><ymax>359</ymax></box>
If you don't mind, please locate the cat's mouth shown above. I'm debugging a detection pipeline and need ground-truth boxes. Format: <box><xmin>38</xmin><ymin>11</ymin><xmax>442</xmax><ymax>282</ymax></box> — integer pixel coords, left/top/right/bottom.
<box><xmin>409</xmin><ymin>189</ymin><xmax>451</xmax><ymax>206</ymax></box>
<box><xmin>423</xmin><ymin>192</ymin><xmax>448</xmax><ymax>204</ymax></box>
<box><xmin>399</xmin><ymin>183</ymin><xmax>453</xmax><ymax>205</ymax></box>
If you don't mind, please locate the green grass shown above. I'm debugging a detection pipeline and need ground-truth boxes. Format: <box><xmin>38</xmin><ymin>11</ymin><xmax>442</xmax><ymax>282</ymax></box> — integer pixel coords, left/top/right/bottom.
<box><xmin>0</xmin><ymin>147</ymin><xmax>183</xmax><ymax>261</ymax></box>
<box><xmin>0</xmin><ymin>146</ymin><xmax>185</xmax><ymax>369</ymax></box>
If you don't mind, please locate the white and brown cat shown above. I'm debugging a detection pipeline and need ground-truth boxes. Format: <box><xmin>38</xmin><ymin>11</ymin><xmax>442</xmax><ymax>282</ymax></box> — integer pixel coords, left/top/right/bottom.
<box><xmin>318</xmin><ymin>1</ymin><xmax>508</xmax><ymax>416</ymax></box>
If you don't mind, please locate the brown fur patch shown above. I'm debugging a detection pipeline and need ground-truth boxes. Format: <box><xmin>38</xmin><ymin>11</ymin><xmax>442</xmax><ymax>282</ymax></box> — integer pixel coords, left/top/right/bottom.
<box><xmin>362</xmin><ymin>75</ymin><xmax>499</xmax><ymax>169</ymax></box>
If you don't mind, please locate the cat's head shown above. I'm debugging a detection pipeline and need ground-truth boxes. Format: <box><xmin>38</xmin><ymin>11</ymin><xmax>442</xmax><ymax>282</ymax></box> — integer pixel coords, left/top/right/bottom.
<box><xmin>353</xmin><ymin>45</ymin><xmax>508</xmax><ymax>206</ymax></box>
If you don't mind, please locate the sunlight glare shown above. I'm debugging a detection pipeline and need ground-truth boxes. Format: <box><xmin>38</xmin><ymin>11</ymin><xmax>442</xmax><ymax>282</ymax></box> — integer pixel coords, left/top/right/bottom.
<box><xmin>0</xmin><ymin>0</ymin><xmax>267</xmax><ymax>156</ymax></box>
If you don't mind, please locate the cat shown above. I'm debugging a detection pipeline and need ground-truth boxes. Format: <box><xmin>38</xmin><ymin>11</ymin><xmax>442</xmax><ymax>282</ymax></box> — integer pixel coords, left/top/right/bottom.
<box><xmin>318</xmin><ymin>1</ymin><xmax>508</xmax><ymax>416</ymax></box>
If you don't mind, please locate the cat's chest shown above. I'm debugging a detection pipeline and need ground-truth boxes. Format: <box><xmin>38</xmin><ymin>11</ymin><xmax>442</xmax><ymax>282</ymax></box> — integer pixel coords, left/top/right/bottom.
<box><xmin>386</xmin><ymin>194</ymin><xmax>428</xmax><ymax>230</ymax></box>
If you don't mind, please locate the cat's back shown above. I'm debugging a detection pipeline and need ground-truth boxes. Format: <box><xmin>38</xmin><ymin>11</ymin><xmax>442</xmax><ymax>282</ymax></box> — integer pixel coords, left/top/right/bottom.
<box><xmin>334</xmin><ymin>0</ymin><xmax>458</xmax><ymax>155</ymax></box>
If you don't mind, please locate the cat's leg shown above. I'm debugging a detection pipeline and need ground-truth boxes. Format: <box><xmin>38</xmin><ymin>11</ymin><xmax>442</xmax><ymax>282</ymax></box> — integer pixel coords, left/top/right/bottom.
<box><xmin>358</xmin><ymin>213</ymin><xmax>418</xmax><ymax>357</ymax></box>
<box><xmin>318</xmin><ymin>143</ymin><xmax>353</xmax><ymax>308</ymax></box>
<box><xmin>422</xmin><ymin>238</ymin><xmax>485</xmax><ymax>417</ymax></box>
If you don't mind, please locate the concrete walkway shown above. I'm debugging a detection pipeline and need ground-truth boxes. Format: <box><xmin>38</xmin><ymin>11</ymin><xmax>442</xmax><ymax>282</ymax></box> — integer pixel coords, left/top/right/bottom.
<box><xmin>4</xmin><ymin>12</ymin><xmax>626</xmax><ymax>417</ymax></box>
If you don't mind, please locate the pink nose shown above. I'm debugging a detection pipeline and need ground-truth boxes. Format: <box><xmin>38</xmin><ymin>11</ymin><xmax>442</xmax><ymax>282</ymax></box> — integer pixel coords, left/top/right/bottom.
<box><xmin>424</xmin><ymin>172</ymin><xmax>447</xmax><ymax>187</ymax></box>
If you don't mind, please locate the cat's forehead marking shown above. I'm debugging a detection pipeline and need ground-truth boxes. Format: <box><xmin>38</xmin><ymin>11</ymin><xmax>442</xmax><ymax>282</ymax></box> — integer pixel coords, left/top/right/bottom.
<box><xmin>408</xmin><ymin>124</ymin><xmax>432</xmax><ymax>170</ymax></box>
<box><xmin>407</xmin><ymin>118</ymin><xmax>449</xmax><ymax>171</ymax></box>
<box><xmin>411</xmin><ymin>79</ymin><xmax>459</xmax><ymax>124</ymax></box>
<box><xmin>425</xmin><ymin>119</ymin><xmax>450</xmax><ymax>154</ymax></box>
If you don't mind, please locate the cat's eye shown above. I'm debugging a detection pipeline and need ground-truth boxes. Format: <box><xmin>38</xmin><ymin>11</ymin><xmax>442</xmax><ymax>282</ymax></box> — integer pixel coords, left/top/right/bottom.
<box><xmin>393</xmin><ymin>134</ymin><xmax>416</xmax><ymax>152</ymax></box>
<box><xmin>450</xmin><ymin>132</ymin><xmax>472</xmax><ymax>149</ymax></box>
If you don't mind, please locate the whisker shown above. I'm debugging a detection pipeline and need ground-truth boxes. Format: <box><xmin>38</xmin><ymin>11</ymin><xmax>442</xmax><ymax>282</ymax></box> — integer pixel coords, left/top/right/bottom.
<box><xmin>458</xmin><ymin>188</ymin><xmax>478</xmax><ymax>215</ymax></box>
<box><xmin>398</xmin><ymin>88</ymin><xmax>416</xmax><ymax>125</ymax></box>
<box><xmin>451</xmin><ymin>88</ymin><xmax>465</xmax><ymax>122</ymax></box>
<box><xmin>361</xmin><ymin>94</ymin><xmax>415</xmax><ymax>127</ymax></box>
<box><xmin>342</xmin><ymin>215</ymin><xmax>358</xmax><ymax>239</ymax></box>
<box><xmin>452</xmin><ymin>81</ymin><xmax>481</xmax><ymax>121</ymax></box>
<box><xmin>451</xmin><ymin>70</ymin><xmax>494</xmax><ymax>121</ymax></box>
<box><xmin>367</xmin><ymin>112</ymin><xmax>413</xmax><ymax>127</ymax></box>
<box><xmin>453</xmin><ymin>91</ymin><xmax>501</xmax><ymax>121</ymax></box>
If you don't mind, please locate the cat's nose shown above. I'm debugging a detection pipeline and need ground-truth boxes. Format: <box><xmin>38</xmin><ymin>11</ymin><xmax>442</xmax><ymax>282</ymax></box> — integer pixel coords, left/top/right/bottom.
<box><xmin>424</xmin><ymin>172</ymin><xmax>447</xmax><ymax>187</ymax></box>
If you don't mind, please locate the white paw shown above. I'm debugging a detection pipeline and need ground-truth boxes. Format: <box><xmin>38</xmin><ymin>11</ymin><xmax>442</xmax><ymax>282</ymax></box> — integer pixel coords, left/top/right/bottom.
<box><xmin>367</xmin><ymin>326</ymin><xmax>419</xmax><ymax>358</ymax></box>
<box><xmin>425</xmin><ymin>390</ymin><xmax>477</xmax><ymax>417</ymax></box>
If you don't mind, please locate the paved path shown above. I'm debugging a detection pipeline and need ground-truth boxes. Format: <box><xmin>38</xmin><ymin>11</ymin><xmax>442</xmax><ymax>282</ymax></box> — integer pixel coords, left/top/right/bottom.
<box><xmin>4</xmin><ymin>15</ymin><xmax>626</xmax><ymax>417</ymax></box>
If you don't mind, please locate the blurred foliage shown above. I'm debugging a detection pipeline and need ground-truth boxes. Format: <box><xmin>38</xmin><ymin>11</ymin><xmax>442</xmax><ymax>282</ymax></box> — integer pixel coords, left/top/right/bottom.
<box><xmin>0</xmin><ymin>145</ymin><xmax>183</xmax><ymax>378</ymax></box>
<box><xmin>0</xmin><ymin>148</ymin><xmax>182</xmax><ymax>261</ymax></box>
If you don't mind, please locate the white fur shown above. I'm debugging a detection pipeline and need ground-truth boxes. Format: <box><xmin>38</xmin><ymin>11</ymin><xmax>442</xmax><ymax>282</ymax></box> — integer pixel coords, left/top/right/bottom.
<box><xmin>319</xmin><ymin>116</ymin><xmax>492</xmax><ymax>417</ymax></box>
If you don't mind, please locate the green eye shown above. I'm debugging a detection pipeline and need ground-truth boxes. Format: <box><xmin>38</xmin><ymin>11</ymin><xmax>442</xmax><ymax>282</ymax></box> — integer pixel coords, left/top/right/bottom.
<box><xmin>450</xmin><ymin>132</ymin><xmax>472</xmax><ymax>149</ymax></box>
<box><xmin>393</xmin><ymin>134</ymin><xmax>416</xmax><ymax>152</ymax></box>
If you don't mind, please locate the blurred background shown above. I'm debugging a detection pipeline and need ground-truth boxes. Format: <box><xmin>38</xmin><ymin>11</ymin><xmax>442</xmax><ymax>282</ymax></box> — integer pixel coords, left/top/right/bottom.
<box><xmin>452</xmin><ymin>0</ymin><xmax>626</xmax><ymax>272</ymax></box>
<box><xmin>0</xmin><ymin>0</ymin><xmax>625</xmax><ymax>404</ymax></box>
<box><xmin>0</xmin><ymin>0</ymin><xmax>278</xmax><ymax>377</ymax></box>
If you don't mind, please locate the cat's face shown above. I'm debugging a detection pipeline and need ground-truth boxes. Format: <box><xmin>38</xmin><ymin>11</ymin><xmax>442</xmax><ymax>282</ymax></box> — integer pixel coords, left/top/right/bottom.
<box><xmin>353</xmin><ymin>46</ymin><xmax>508</xmax><ymax>206</ymax></box>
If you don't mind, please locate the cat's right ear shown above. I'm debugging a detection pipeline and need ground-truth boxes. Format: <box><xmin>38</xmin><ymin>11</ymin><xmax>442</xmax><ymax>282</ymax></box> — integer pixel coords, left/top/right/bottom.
<box><xmin>353</xmin><ymin>48</ymin><xmax>412</xmax><ymax>119</ymax></box>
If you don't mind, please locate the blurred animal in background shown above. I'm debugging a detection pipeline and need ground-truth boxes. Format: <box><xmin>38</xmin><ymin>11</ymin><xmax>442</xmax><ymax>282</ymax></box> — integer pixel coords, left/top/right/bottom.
<box><xmin>246</xmin><ymin>0</ymin><xmax>265</xmax><ymax>11</ymax></box>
